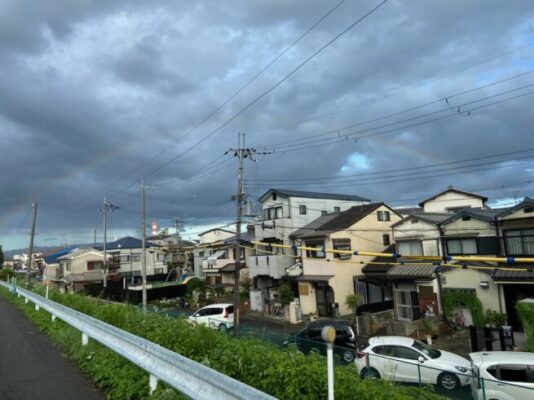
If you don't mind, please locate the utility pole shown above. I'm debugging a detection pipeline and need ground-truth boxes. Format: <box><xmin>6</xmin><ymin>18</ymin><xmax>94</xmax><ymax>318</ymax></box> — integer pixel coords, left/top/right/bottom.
<box><xmin>141</xmin><ymin>180</ymin><xmax>147</xmax><ymax>311</ymax></box>
<box><xmin>100</xmin><ymin>197</ymin><xmax>118</xmax><ymax>288</ymax></box>
<box><xmin>26</xmin><ymin>202</ymin><xmax>38</xmax><ymax>284</ymax></box>
<box><xmin>227</xmin><ymin>133</ymin><xmax>270</xmax><ymax>332</ymax></box>
<box><xmin>93</xmin><ymin>228</ymin><xmax>97</xmax><ymax>248</ymax></box>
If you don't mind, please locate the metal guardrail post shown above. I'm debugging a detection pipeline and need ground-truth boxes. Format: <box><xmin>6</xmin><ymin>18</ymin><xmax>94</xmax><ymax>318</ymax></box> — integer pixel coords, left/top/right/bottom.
<box><xmin>0</xmin><ymin>282</ymin><xmax>276</xmax><ymax>400</ymax></box>
<box><xmin>417</xmin><ymin>363</ymin><xmax>421</xmax><ymax>386</ymax></box>
<box><xmin>480</xmin><ymin>377</ymin><xmax>486</xmax><ymax>400</ymax></box>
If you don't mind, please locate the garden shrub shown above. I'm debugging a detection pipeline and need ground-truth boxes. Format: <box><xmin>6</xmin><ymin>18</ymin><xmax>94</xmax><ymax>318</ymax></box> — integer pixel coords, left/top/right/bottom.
<box><xmin>516</xmin><ymin>301</ymin><xmax>534</xmax><ymax>352</ymax></box>
<box><xmin>442</xmin><ymin>289</ymin><xmax>484</xmax><ymax>325</ymax></box>
<box><xmin>0</xmin><ymin>286</ymin><xmax>445</xmax><ymax>400</ymax></box>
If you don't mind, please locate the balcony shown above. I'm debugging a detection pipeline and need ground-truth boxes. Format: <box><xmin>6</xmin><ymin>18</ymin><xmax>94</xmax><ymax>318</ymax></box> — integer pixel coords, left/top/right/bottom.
<box><xmin>247</xmin><ymin>254</ymin><xmax>295</xmax><ymax>279</ymax></box>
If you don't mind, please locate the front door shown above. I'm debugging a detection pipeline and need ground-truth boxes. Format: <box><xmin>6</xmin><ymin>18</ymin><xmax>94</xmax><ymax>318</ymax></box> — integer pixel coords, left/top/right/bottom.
<box><xmin>316</xmin><ymin>285</ymin><xmax>334</xmax><ymax>317</ymax></box>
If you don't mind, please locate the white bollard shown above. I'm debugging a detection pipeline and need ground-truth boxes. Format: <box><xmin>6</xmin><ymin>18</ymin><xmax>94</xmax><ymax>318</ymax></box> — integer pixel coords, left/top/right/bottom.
<box><xmin>51</xmin><ymin>315</ymin><xmax>56</xmax><ymax>322</ymax></box>
<box><xmin>149</xmin><ymin>374</ymin><xmax>158</xmax><ymax>395</ymax></box>
<box><xmin>35</xmin><ymin>304</ymin><xmax>40</xmax><ymax>311</ymax></box>
<box><xmin>24</xmin><ymin>298</ymin><xmax>28</xmax><ymax>304</ymax></box>
<box><xmin>82</xmin><ymin>333</ymin><xmax>89</xmax><ymax>346</ymax></box>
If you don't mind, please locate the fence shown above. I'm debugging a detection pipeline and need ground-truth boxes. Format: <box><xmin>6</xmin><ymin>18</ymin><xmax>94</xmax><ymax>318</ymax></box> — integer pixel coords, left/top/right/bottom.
<box><xmin>361</xmin><ymin>349</ymin><xmax>534</xmax><ymax>400</ymax></box>
<box><xmin>0</xmin><ymin>280</ymin><xmax>276</xmax><ymax>400</ymax></box>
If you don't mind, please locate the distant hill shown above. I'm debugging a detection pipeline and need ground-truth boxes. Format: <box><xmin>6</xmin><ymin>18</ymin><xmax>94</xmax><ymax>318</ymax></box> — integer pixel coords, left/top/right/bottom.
<box><xmin>3</xmin><ymin>244</ymin><xmax>92</xmax><ymax>259</ymax></box>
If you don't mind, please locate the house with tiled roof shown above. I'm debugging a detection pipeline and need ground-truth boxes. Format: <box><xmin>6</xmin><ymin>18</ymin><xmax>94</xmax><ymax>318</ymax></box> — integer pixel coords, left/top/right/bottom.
<box><xmin>289</xmin><ymin>202</ymin><xmax>402</xmax><ymax>317</ymax></box>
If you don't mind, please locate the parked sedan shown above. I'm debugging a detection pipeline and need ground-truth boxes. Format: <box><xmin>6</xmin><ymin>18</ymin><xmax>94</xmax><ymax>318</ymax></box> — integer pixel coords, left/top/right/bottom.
<box><xmin>188</xmin><ymin>303</ymin><xmax>234</xmax><ymax>332</ymax></box>
<box><xmin>285</xmin><ymin>319</ymin><xmax>359</xmax><ymax>363</ymax></box>
<box><xmin>356</xmin><ymin>336</ymin><xmax>472</xmax><ymax>391</ymax></box>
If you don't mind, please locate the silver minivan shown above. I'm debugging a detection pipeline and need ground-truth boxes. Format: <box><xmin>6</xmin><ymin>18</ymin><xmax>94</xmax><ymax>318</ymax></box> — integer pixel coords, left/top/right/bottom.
<box><xmin>470</xmin><ymin>351</ymin><xmax>534</xmax><ymax>400</ymax></box>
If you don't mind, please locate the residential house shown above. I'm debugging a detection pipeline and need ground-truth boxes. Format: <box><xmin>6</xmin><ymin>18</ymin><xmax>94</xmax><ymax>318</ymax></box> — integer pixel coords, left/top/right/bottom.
<box><xmin>493</xmin><ymin>197</ymin><xmax>534</xmax><ymax>330</ymax></box>
<box><xmin>147</xmin><ymin>233</ymin><xmax>196</xmax><ymax>278</ymax></box>
<box><xmin>56</xmin><ymin>248</ymin><xmax>111</xmax><ymax>292</ymax></box>
<box><xmin>99</xmin><ymin>236</ymin><xmax>167</xmax><ymax>279</ymax></box>
<box><xmin>193</xmin><ymin>228</ymin><xmax>236</xmax><ymax>278</ymax></box>
<box><xmin>249</xmin><ymin>189</ymin><xmax>370</xmax><ymax>311</ymax></box>
<box><xmin>42</xmin><ymin>246</ymin><xmax>76</xmax><ymax>285</ymax></box>
<box><xmin>290</xmin><ymin>203</ymin><xmax>401</xmax><ymax>317</ymax></box>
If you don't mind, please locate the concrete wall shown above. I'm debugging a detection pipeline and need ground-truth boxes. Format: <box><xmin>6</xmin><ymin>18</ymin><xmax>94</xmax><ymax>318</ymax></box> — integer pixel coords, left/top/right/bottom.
<box><xmin>442</xmin><ymin>217</ymin><xmax>496</xmax><ymax>237</ymax></box>
<box><xmin>199</xmin><ymin>230</ymin><xmax>235</xmax><ymax>244</ymax></box>
<box><xmin>112</xmin><ymin>248</ymin><xmax>167</xmax><ymax>276</ymax></box>
<box><xmin>423</xmin><ymin>191</ymin><xmax>485</xmax><ymax>213</ymax></box>
<box><xmin>393</xmin><ymin>219</ymin><xmax>442</xmax><ymax>256</ymax></box>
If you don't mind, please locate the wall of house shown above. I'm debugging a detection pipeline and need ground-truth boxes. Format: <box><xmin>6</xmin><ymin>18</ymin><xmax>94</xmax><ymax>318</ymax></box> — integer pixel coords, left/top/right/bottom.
<box><xmin>61</xmin><ymin>252</ymin><xmax>105</xmax><ymax>278</ymax></box>
<box><xmin>300</xmin><ymin>204</ymin><xmax>401</xmax><ymax>315</ymax></box>
<box><xmin>298</xmin><ymin>281</ymin><xmax>317</xmax><ymax>316</ymax></box>
<box><xmin>256</xmin><ymin>195</ymin><xmax>368</xmax><ymax>245</ymax></box>
<box><xmin>441</xmin><ymin>217</ymin><xmax>495</xmax><ymax>237</ymax></box>
<box><xmin>440</xmin><ymin>268</ymin><xmax>504</xmax><ymax>314</ymax></box>
<box><xmin>113</xmin><ymin>248</ymin><xmax>167</xmax><ymax>276</ymax></box>
<box><xmin>422</xmin><ymin>191</ymin><xmax>484</xmax><ymax>213</ymax></box>
<box><xmin>393</xmin><ymin>219</ymin><xmax>442</xmax><ymax>255</ymax></box>
<box><xmin>199</xmin><ymin>230</ymin><xmax>235</xmax><ymax>244</ymax></box>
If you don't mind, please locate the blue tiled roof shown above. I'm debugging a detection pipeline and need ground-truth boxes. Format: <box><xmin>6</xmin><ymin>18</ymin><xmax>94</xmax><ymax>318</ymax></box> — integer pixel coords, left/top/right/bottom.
<box><xmin>44</xmin><ymin>246</ymin><xmax>77</xmax><ymax>264</ymax></box>
<box><xmin>95</xmin><ymin>236</ymin><xmax>159</xmax><ymax>250</ymax></box>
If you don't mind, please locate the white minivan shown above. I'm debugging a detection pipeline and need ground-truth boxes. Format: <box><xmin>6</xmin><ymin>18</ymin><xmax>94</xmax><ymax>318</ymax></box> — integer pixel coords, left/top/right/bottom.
<box><xmin>188</xmin><ymin>303</ymin><xmax>234</xmax><ymax>332</ymax></box>
<box><xmin>470</xmin><ymin>352</ymin><xmax>534</xmax><ymax>400</ymax></box>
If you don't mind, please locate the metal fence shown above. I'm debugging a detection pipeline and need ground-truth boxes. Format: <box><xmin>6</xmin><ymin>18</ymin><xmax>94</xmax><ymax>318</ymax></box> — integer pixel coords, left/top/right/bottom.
<box><xmin>0</xmin><ymin>280</ymin><xmax>276</xmax><ymax>400</ymax></box>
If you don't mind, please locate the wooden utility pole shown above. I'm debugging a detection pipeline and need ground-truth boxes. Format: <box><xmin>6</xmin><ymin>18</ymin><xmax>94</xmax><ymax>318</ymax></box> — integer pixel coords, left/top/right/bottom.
<box><xmin>93</xmin><ymin>228</ymin><xmax>97</xmax><ymax>248</ymax></box>
<box><xmin>26</xmin><ymin>202</ymin><xmax>38</xmax><ymax>283</ymax></box>
<box><xmin>141</xmin><ymin>180</ymin><xmax>147</xmax><ymax>311</ymax></box>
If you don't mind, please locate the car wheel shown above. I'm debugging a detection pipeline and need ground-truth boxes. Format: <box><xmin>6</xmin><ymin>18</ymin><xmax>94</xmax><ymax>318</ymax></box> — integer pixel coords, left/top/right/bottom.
<box><xmin>342</xmin><ymin>350</ymin><xmax>355</xmax><ymax>363</ymax></box>
<box><xmin>218</xmin><ymin>323</ymin><xmax>227</xmax><ymax>333</ymax></box>
<box><xmin>360</xmin><ymin>367</ymin><xmax>380</xmax><ymax>380</ymax></box>
<box><xmin>437</xmin><ymin>372</ymin><xmax>460</xmax><ymax>391</ymax></box>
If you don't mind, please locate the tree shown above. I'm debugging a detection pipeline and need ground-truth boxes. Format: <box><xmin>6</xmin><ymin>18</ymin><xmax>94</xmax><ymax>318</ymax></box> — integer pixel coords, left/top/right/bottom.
<box><xmin>345</xmin><ymin>293</ymin><xmax>362</xmax><ymax>335</ymax></box>
<box><xmin>0</xmin><ymin>245</ymin><xmax>4</xmax><ymax>269</ymax></box>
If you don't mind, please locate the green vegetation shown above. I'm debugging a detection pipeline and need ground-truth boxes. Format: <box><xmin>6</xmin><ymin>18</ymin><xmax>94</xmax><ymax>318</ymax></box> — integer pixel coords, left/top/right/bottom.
<box><xmin>0</xmin><ymin>268</ymin><xmax>14</xmax><ymax>281</ymax></box>
<box><xmin>516</xmin><ymin>301</ymin><xmax>534</xmax><ymax>352</ymax></box>
<box><xmin>278</xmin><ymin>282</ymin><xmax>294</xmax><ymax>306</ymax></box>
<box><xmin>345</xmin><ymin>293</ymin><xmax>362</xmax><ymax>325</ymax></box>
<box><xmin>442</xmin><ymin>289</ymin><xmax>484</xmax><ymax>326</ymax></box>
<box><xmin>484</xmin><ymin>309</ymin><xmax>506</xmax><ymax>328</ymax></box>
<box><xmin>0</xmin><ymin>286</ymin><xmax>445</xmax><ymax>400</ymax></box>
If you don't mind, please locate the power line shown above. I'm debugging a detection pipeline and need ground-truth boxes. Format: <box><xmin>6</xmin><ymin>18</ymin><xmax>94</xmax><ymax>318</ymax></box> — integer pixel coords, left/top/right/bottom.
<box><xmin>101</xmin><ymin>0</ymin><xmax>390</xmax><ymax>205</ymax></box>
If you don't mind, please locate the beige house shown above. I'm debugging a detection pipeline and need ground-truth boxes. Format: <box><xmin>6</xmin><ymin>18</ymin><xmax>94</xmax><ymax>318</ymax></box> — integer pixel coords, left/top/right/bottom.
<box><xmin>290</xmin><ymin>203</ymin><xmax>401</xmax><ymax>317</ymax></box>
<box><xmin>56</xmin><ymin>248</ymin><xmax>111</xmax><ymax>291</ymax></box>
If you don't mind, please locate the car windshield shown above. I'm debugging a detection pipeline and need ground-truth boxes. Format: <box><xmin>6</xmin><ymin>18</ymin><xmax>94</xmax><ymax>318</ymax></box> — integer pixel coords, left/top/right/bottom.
<box><xmin>412</xmin><ymin>340</ymin><xmax>441</xmax><ymax>359</ymax></box>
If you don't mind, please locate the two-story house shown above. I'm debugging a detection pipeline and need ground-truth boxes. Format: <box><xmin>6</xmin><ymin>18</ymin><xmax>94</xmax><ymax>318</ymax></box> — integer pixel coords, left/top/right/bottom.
<box><xmin>100</xmin><ymin>236</ymin><xmax>167</xmax><ymax>280</ymax></box>
<box><xmin>290</xmin><ymin>203</ymin><xmax>401</xmax><ymax>318</ymax></box>
<box><xmin>193</xmin><ymin>228</ymin><xmax>236</xmax><ymax>278</ymax></box>
<box><xmin>56</xmin><ymin>248</ymin><xmax>111</xmax><ymax>292</ymax></box>
<box><xmin>249</xmin><ymin>189</ymin><xmax>369</xmax><ymax>311</ymax></box>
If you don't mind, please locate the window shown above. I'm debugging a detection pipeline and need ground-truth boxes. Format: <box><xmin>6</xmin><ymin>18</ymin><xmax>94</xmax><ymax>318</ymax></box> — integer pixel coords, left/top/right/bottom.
<box><xmin>486</xmin><ymin>365</ymin><xmax>498</xmax><ymax>378</ymax></box>
<box><xmin>394</xmin><ymin>289</ymin><xmax>419</xmax><ymax>320</ymax></box>
<box><xmin>266</xmin><ymin>206</ymin><xmax>284</xmax><ymax>220</ymax></box>
<box><xmin>321</xmin><ymin>210</ymin><xmax>327</xmax><ymax>216</ymax></box>
<box><xmin>524</xmin><ymin>207</ymin><xmax>533</xmax><ymax>214</ymax></box>
<box><xmin>462</xmin><ymin>216</ymin><xmax>471</xmax><ymax>221</ymax></box>
<box><xmin>383</xmin><ymin>234</ymin><xmax>390</xmax><ymax>246</ymax></box>
<box><xmin>198</xmin><ymin>251</ymin><xmax>205</xmax><ymax>258</ymax></box>
<box><xmin>499</xmin><ymin>365</ymin><xmax>529</xmax><ymax>383</ymax></box>
<box><xmin>65</xmin><ymin>262</ymin><xmax>71</xmax><ymax>272</ymax></box>
<box><xmin>373</xmin><ymin>345</ymin><xmax>396</xmax><ymax>357</ymax></box>
<box><xmin>411</xmin><ymin>218</ymin><xmax>419</xmax><ymax>224</ymax></box>
<box><xmin>87</xmin><ymin>261</ymin><xmax>103</xmax><ymax>271</ymax></box>
<box><xmin>333</xmin><ymin>238</ymin><xmax>351</xmax><ymax>259</ymax></box>
<box><xmin>272</xmin><ymin>193</ymin><xmax>277</xmax><ymax>201</ymax></box>
<box><xmin>394</xmin><ymin>346</ymin><xmax>420</xmax><ymax>361</ymax></box>
<box><xmin>377</xmin><ymin>210</ymin><xmax>391</xmax><ymax>221</ymax></box>
<box><xmin>156</xmin><ymin>253</ymin><xmax>165</xmax><ymax>261</ymax></box>
<box><xmin>299</xmin><ymin>205</ymin><xmax>307</xmax><ymax>215</ymax></box>
<box><xmin>397</xmin><ymin>240</ymin><xmax>423</xmax><ymax>256</ymax></box>
<box><xmin>305</xmin><ymin>240</ymin><xmax>326</xmax><ymax>258</ymax></box>
<box><xmin>154</xmin><ymin>268</ymin><xmax>164</xmax><ymax>274</ymax></box>
<box><xmin>504</xmin><ymin>229</ymin><xmax>534</xmax><ymax>255</ymax></box>
<box><xmin>412</xmin><ymin>340</ymin><xmax>440</xmax><ymax>359</ymax></box>
<box><xmin>334</xmin><ymin>206</ymin><xmax>340</xmax><ymax>213</ymax></box>
<box><xmin>446</xmin><ymin>238</ymin><xmax>477</xmax><ymax>255</ymax></box>
<box><xmin>119</xmin><ymin>255</ymin><xmax>130</xmax><ymax>263</ymax></box>
<box><xmin>132</xmin><ymin>255</ymin><xmax>141</xmax><ymax>262</ymax></box>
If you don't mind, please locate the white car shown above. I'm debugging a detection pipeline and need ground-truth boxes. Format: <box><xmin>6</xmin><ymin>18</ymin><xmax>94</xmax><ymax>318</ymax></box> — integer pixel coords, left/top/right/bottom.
<box><xmin>188</xmin><ymin>303</ymin><xmax>234</xmax><ymax>332</ymax></box>
<box><xmin>470</xmin><ymin>351</ymin><xmax>534</xmax><ymax>400</ymax></box>
<box><xmin>355</xmin><ymin>336</ymin><xmax>472</xmax><ymax>391</ymax></box>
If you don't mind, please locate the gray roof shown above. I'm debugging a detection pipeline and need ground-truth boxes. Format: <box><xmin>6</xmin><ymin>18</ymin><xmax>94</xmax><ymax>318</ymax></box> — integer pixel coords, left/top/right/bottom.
<box><xmin>394</xmin><ymin>207</ymin><xmax>423</xmax><ymax>215</ymax></box>
<box><xmin>387</xmin><ymin>264</ymin><xmax>438</xmax><ymax>279</ymax></box>
<box><xmin>290</xmin><ymin>203</ymin><xmax>390</xmax><ymax>239</ymax></box>
<box><xmin>496</xmin><ymin>197</ymin><xmax>534</xmax><ymax>218</ymax></box>
<box><xmin>492</xmin><ymin>266</ymin><xmax>534</xmax><ymax>281</ymax></box>
<box><xmin>259</xmin><ymin>189</ymin><xmax>369</xmax><ymax>203</ymax></box>
<box><xmin>296</xmin><ymin>275</ymin><xmax>334</xmax><ymax>282</ymax></box>
<box><xmin>391</xmin><ymin>212</ymin><xmax>449</xmax><ymax>228</ymax></box>
<box><xmin>440</xmin><ymin>208</ymin><xmax>505</xmax><ymax>225</ymax></box>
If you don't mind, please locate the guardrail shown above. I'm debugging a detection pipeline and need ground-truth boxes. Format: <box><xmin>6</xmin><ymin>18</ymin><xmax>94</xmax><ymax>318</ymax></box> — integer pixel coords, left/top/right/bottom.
<box><xmin>0</xmin><ymin>280</ymin><xmax>276</xmax><ymax>400</ymax></box>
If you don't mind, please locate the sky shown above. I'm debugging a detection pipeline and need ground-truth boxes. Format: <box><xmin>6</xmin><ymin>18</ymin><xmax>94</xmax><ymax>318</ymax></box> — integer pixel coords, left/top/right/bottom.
<box><xmin>1</xmin><ymin>0</ymin><xmax>533</xmax><ymax>251</ymax></box>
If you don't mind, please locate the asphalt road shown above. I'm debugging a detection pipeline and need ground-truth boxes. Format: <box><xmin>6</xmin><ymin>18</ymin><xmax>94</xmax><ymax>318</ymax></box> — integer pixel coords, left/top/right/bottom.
<box><xmin>0</xmin><ymin>294</ymin><xmax>104</xmax><ymax>400</ymax></box>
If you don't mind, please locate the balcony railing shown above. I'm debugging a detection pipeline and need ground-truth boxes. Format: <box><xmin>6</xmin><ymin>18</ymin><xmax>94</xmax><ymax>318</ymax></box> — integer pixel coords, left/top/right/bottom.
<box><xmin>247</xmin><ymin>254</ymin><xmax>295</xmax><ymax>279</ymax></box>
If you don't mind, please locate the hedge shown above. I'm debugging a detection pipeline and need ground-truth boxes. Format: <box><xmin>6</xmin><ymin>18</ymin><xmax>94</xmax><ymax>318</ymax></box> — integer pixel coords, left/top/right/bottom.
<box><xmin>442</xmin><ymin>289</ymin><xmax>484</xmax><ymax>326</ymax></box>
<box><xmin>0</xmin><ymin>286</ymin><xmax>445</xmax><ymax>400</ymax></box>
<box><xmin>516</xmin><ymin>301</ymin><xmax>534</xmax><ymax>352</ymax></box>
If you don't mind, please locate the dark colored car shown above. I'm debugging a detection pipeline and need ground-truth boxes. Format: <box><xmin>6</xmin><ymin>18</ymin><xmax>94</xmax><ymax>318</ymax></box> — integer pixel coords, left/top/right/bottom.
<box><xmin>285</xmin><ymin>319</ymin><xmax>360</xmax><ymax>363</ymax></box>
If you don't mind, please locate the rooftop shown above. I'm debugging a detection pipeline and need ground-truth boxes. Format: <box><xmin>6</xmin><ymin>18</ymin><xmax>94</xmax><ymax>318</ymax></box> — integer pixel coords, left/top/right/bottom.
<box><xmin>259</xmin><ymin>188</ymin><xmax>370</xmax><ymax>203</ymax></box>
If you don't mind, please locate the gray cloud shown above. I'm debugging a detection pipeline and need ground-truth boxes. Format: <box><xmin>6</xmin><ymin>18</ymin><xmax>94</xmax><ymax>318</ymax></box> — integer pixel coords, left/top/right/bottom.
<box><xmin>1</xmin><ymin>0</ymin><xmax>533</xmax><ymax>250</ymax></box>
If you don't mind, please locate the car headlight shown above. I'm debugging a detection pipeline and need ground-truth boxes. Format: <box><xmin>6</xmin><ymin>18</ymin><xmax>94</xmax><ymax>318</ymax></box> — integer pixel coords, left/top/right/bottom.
<box><xmin>455</xmin><ymin>366</ymin><xmax>468</xmax><ymax>373</ymax></box>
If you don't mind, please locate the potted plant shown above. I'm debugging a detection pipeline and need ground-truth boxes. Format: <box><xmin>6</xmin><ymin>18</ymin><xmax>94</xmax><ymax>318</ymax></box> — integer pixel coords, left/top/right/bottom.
<box><xmin>421</xmin><ymin>317</ymin><xmax>435</xmax><ymax>345</ymax></box>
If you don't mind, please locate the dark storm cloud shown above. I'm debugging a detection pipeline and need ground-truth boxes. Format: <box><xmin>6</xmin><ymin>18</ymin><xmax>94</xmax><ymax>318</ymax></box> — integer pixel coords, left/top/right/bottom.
<box><xmin>1</xmin><ymin>0</ymin><xmax>533</xmax><ymax>249</ymax></box>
